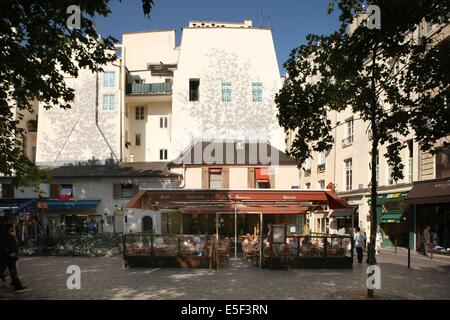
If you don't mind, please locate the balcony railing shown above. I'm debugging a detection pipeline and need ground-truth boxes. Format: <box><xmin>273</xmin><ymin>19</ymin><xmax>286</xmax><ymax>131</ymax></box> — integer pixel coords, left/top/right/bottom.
<box><xmin>126</xmin><ymin>82</ymin><xmax>172</xmax><ymax>95</ymax></box>
<box><xmin>342</xmin><ymin>136</ymin><xmax>353</xmax><ymax>148</ymax></box>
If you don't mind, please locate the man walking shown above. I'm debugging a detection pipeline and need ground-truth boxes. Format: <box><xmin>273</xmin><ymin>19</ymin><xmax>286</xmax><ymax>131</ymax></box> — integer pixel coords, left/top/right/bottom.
<box><xmin>353</xmin><ymin>227</ymin><xmax>366</xmax><ymax>263</ymax></box>
<box><xmin>0</xmin><ymin>224</ymin><xmax>26</xmax><ymax>291</ymax></box>
<box><xmin>423</xmin><ymin>225</ymin><xmax>431</xmax><ymax>258</ymax></box>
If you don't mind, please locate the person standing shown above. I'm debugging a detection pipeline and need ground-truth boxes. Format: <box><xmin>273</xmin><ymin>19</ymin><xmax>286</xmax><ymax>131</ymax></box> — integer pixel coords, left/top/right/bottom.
<box><xmin>423</xmin><ymin>226</ymin><xmax>431</xmax><ymax>257</ymax></box>
<box><xmin>0</xmin><ymin>224</ymin><xmax>26</xmax><ymax>291</ymax></box>
<box><xmin>375</xmin><ymin>228</ymin><xmax>382</xmax><ymax>255</ymax></box>
<box><xmin>353</xmin><ymin>227</ymin><xmax>366</xmax><ymax>263</ymax></box>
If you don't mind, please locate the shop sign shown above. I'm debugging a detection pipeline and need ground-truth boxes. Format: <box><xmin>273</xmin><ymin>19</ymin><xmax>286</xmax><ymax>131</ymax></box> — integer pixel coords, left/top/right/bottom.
<box><xmin>38</xmin><ymin>201</ymin><xmax>48</xmax><ymax>209</ymax></box>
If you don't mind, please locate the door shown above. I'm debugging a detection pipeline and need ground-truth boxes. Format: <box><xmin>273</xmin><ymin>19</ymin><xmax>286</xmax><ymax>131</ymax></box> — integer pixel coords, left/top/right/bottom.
<box><xmin>142</xmin><ymin>216</ymin><xmax>153</xmax><ymax>233</ymax></box>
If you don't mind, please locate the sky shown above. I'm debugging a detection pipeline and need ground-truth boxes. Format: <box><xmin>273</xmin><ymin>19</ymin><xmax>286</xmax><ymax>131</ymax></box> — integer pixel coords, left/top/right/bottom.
<box><xmin>95</xmin><ymin>0</ymin><xmax>340</xmax><ymax>74</ymax></box>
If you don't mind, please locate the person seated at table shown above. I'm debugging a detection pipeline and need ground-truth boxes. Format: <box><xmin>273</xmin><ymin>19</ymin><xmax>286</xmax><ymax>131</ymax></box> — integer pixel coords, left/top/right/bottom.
<box><xmin>301</xmin><ymin>235</ymin><xmax>311</xmax><ymax>246</ymax></box>
<box><xmin>154</xmin><ymin>237</ymin><xmax>165</xmax><ymax>246</ymax></box>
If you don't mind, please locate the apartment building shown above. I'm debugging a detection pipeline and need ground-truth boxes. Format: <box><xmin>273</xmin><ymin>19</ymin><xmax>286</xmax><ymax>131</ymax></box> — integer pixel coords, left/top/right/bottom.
<box><xmin>2</xmin><ymin>20</ymin><xmax>301</xmax><ymax>235</ymax></box>
<box><xmin>293</xmin><ymin>19</ymin><xmax>450</xmax><ymax>247</ymax></box>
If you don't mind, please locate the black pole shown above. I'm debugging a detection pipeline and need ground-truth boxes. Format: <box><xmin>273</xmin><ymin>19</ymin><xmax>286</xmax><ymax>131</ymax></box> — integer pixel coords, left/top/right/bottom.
<box><xmin>408</xmin><ymin>246</ymin><xmax>410</xmax><ymax>268</ymax></box>
<box><xmin>395</xmin><ymin>238</ymin><xmax>397</xmax><ymax>254</ymax></box>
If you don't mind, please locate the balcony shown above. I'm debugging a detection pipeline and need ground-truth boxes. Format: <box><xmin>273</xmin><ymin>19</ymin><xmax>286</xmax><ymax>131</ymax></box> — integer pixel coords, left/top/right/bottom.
<box><xmin>126</xmin><ymin>83</ymin><xmax>172</xmax><ymax>95</ymax></box>
<box><xmin>317</xmin><ymin>163</ymin><xmax>326</xmax><ymax>172</ymax></box>
<box><xmin>342</xmin><ymin>136</ymin><xmax>353</xmax><ymax>148</ymax></box>
<box><xmin>304</xmin><ymin>168</ymin><xmax>311</xmax><ymax>176</ymax></box>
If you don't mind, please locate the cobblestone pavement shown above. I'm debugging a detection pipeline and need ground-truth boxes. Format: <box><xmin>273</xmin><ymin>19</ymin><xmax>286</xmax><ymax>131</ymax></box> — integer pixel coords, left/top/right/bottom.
<box><xmin>0</xmin><ymin>249</ymin><xmax>449</xmax><ymax>300</ymax></box>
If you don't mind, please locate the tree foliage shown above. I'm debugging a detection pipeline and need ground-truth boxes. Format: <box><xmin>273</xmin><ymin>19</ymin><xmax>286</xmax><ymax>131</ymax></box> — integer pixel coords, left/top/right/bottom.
<box><xmin>0</xmin><ymin>0</ymin><xmax>153</xmax><ymax>186</ymax></box>
<box><xmin>277</xmin><ymin>0</ymin><xmax>450</xmax><ymax>178</ymax></box>
<box><xmin>276</xmin><ymin>0</ymin><xmax>450</xmax><ymax>276</ymax></box>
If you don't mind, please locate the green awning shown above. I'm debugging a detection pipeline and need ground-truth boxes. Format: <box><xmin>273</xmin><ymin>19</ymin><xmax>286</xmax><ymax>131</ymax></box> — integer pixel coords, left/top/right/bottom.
<box><xmin>381</xmin><ymin>209</ymin><xmax>404</xmax><ymax>223</ymax></box>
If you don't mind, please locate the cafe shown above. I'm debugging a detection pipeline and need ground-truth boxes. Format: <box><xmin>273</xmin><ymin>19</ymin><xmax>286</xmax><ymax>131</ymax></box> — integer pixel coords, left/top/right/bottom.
<box><xmin>124</xmin><ymin>189</ymin><xmax>353</xmax><ymax>269</ymax></box>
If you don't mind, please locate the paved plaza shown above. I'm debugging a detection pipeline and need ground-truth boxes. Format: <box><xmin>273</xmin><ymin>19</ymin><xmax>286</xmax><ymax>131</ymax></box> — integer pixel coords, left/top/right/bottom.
<box><xmin>1</xmin><ymin>249</ymin><xmax>449</xmax><ymax>300</ymax></box>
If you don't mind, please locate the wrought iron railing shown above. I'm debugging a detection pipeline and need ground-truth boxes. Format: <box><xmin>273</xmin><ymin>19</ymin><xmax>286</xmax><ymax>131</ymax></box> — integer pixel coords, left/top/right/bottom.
<box><xmin>126</xmin><ymin>82</ymin><xmax>172</xmax><ymax>95</ymax></box>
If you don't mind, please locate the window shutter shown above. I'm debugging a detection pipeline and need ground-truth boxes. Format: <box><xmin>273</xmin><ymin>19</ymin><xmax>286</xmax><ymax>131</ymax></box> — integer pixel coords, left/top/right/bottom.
<box><xmin>50</xmin><ymin>184</ymin><xmax>60</xmax><ymax>198</ymax></box>
<box><xmin>269</xmin><ymin>173</ymin><xmax>276</xmax><ymax>189</ymax></box>
<box><xmin>248</xmin><ymin>168</ymin><xmax>255</xmax><ymax>188</ymax></box>
<box><xmin>113</xmin><ymin>184</ymin><xmax>121</xmax><ymax>199</ymax></box>
<box><xmin>202</xmin><ymin>167</ymin><xmax>209</xmax><ymax>189</ymax></box>
<box><xmin>222</xmin><ymin>167</ymin><xmax>230</xmax><ymax>189</ymax></box>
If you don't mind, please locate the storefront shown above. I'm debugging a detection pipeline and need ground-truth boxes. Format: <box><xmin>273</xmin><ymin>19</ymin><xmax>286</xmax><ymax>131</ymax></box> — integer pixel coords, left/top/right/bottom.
<box><xmin>406</xmin><ymin>178</ymin><xmax>450</xmax><ymax>254</ymax></box>
<box><xmin>38</xmin><ymin>199</ymin><xmax>101</xmax><ymax>234</ymax></box>
<box><xmin>125</xmin><ymin>189</ymin><xmax>352</xmax><ymax>268</ymax></box>
<box><xmin>372</xmin><ymin>192</ymin><xmax>409</xmax><ymax>247</ymax></box>
<box><xmin>330</xmin><ymin>206</ymin><xmax>357</xmax><ymax>235</ymax></box>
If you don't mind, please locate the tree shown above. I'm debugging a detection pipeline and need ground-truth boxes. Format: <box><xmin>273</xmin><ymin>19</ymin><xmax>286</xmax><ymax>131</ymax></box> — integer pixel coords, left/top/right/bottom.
<box><xmin>0</xmin><ymin>0</ymin><xmax>154</xmax><ymax>186</ymax></box>
<box><xmin>276</xmin><ymin>0</ymin><xmax>450</xmax><ymax>297</ymax></box>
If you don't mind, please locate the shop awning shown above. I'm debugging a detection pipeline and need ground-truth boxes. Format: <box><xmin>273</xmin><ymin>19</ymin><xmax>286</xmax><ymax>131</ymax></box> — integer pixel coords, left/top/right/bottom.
<box><xmin>42</xmin><ymin>199</ymin><xmax>100</xmax><ymax>209</ymax></box>
<box><xmin>406</xmin><ymin>178</ymin><xmax>450</xmax><ymax>205</ymax></box>
<box><xmin>14</xmin><ymin>198</ymin><xmax>37</xmax><ymax>213</ymax></box>
<box><xmin>0</xmin><ymin>199</ymin><xmax>37</xmax><ymax>214</ymax></box>
<box><xmin>381</xmin><ymin>210</ymin><xmax>404</xmax><ymax>223</ymax></box>
<box><xmin>179</xmin><ymin>205</ymin><xmax>308</xmax><ymax>215</ymax></box>
<box><xmin>330</xmin><ymin>208</ymin><xmax>354</xmax><ymax>218</ymax></box>
<box><xmin>255</xmin><ymin>168</ymin><xmax>269</xmax><ymax>182</ymax></box>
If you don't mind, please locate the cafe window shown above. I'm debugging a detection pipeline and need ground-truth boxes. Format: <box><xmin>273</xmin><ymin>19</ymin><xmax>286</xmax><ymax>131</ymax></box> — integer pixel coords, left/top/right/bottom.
<box><xmin>209</xmin><ymin>169</ymin><xmax>222</xmax><ymax>189</ymax></box>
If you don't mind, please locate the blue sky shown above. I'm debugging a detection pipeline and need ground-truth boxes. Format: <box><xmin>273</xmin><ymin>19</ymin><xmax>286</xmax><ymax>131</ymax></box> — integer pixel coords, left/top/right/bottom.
<box><xmin>95</xmin><ymin>0</ymin><xmax>340</xmax><ymax>74</ymax></box>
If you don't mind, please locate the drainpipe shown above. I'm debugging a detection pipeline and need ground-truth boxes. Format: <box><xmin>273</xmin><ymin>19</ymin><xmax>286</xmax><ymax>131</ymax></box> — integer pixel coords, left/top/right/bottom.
<box><xmin>95</xmin><ymin>71</ymin><xmax>119</xmax><ymax>163</ymax></box>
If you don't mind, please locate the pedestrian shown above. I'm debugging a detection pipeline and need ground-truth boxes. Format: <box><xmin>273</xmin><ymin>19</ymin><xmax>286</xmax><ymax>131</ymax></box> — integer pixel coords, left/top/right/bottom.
<box><xmin>375</xmin><ymin>228</ymin><xmax>382</xmax><ymax>255</ymax></box>
<box><xmin>423</xmin><ymin>225</ymin><xmax>431</xmax><ymax>257</ymax></box>
<box><xmin>353</xmin><ymin>227</ymin><xmax>366</xmax><ymax>263</ymax></box>
<box><xmin>0</xmin><ymin>224</ymin><xmax>26</xmax><ymax>291</ymax></box>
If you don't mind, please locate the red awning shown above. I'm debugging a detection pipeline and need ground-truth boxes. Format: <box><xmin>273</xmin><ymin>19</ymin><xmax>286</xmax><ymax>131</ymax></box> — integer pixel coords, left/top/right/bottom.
<box><xmin>179</xmin><ymin>205</ymin><xmax>308</xmax><ymax>215</ymax></box>
<box><xmin>255</xmin><ymin>168</ymin><xmax>269</xmax><ymax>182</ymax></box>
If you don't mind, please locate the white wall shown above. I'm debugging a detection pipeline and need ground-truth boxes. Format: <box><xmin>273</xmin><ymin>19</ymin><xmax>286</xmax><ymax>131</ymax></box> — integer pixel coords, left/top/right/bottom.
<box><xmin>171</xmin><ymin>26</ymin><xmax>285</xmax><ymax>160</ymax></box>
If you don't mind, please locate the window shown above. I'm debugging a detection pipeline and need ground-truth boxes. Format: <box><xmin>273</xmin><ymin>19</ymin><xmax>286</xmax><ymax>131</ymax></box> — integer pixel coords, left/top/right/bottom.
<box><xmin>305</xmin><ymin>182</ymin><xmax>311</xmax><ymax>190</ymax></box>
<box><xmin>388</xmin><ymin>165</ymin><xmax>396</xmax><ymax>185</ymax></box>
<box><xmin>436</xmin><ymin>146</ymin><xmax>450</xmax><ymax>178</ymax></box>
<box><xmin>407</xmin><ymin>140</ymin><xmax>413</xmax><ymax>182</ymax></box>
<box><xmin>318</xmin><ymin>152</ymin><xmax>326</xmax><ymax>171</ymax></box>
<box><xmin>120</xmin><ymin>184</ymin><xmax>134</xmax><ymax>199</ymax></box>
<box><xmin>159</xmin><ymin>149</ymin><xmax>168</xmax><ymax>160</ymax></box>
<box><xmin>102</xmin><ymin>94</ymin><xmax>115</xmax><ymax>111</ymax></box>
<box><xmin>60</xmin><ymin>184</ymin><xmax>73</xmax><ymax>197</ymax></box>
<box><xmin>189</xmin><ymin>79</ymin><xmax>200</xmax><ymax>101</ymax></box>
<box><xmin>135</xmin><ymin>106</ymin><xmax>145</xmax><ymax>120</ymax></box>
<box><xmin>222</xmin><ymin>82</ymin><xmax>232</xmax><ymax>102</ymax></box>
<box><xmin>343</xmin><ymin>117</ymin><xmax>354</xmax><ymax>146</ymax></box>
<box><xmin>1</xmin><ymin>184</ymin><xmax>14</xmax><ymax>199</ymax></box>
<box><xmin>304</xmin><ymin>158</ymin><xmax>311</xmax><ymax>175</ymax></box>
<box><xmin>135</xmin><ymin>133</ymin><xmax>141</xmax><ymax>146</ymax></box>
<box><xmin>345</xmin><ymin>159</ymin><xmax>352</xmax><ymax>191</ymax></box>
<box><xmin>209</xmin><ymin>170</ymin><xmax>222</xmax><ymax>189</ymax></box>
<box><xmin>103</xmin><ymin>71</ymin><xmax>115</xmax><ymax>87</ymax></box>
<box><xmin>252</xmin><ymin>83</ymin><xmax>262</xmax><ymax>102</ymax></box>
<box><xmin>160</xmin><ymin>117</ymin><xmax>168</xmax><ymax>128</ymax></box>
<box><xmin>318</xmin><ymin>180</ymin><xmax>325</xmax><ymax>189</ymax></box>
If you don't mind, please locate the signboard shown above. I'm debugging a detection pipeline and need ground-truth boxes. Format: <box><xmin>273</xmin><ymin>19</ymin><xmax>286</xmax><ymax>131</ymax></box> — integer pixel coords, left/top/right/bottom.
<box><xmin>271</xmin><ymin>224</ymin><xmax>286</xmax><ymax>244</ymax></box>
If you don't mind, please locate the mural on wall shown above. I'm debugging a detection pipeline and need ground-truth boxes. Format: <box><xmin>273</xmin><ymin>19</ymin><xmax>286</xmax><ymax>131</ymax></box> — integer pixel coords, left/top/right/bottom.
<box><xmin>36</xmin><ymin>69</ymin><xmax>120</xmax><ymax>164</ymax></box>
<box><xmin>172</xmin><ymin>48</ymin><xmax>283</xmax><ymax>158</ymax></box>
